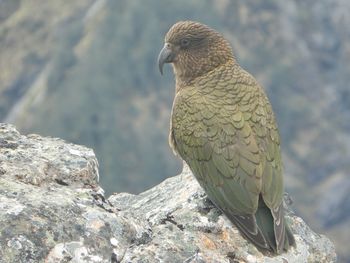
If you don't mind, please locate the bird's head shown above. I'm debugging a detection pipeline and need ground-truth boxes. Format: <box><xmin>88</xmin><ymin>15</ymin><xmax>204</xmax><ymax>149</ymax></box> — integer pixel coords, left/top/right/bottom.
<box><xmin>158</xmin><ymin>21</ymin><xmax>234</xmax><ymax>84</ymax></box>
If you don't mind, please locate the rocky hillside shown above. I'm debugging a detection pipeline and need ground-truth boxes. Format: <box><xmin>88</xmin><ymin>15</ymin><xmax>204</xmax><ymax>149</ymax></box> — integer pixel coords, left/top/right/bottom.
<box><xmin>0</xmin><ymin>123</ymin><xmax>336</xmax><ymax>262</ymax></box>
<box><xmin>0</xmin><ymin>0</ymin><xmax>349</xmax><ymax>261</ymax></box>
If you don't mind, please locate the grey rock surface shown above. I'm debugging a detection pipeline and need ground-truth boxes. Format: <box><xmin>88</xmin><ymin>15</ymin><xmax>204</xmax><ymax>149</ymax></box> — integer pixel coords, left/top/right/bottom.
<box><xmin>0</xmin><ymin>123</ymin><xmax>336</xmax><ymax>262</ymax></box>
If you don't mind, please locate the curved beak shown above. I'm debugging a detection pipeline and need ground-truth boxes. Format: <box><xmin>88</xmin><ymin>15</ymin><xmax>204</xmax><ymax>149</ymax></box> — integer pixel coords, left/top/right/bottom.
<box><xmin>158</xmin><ymin>43</ymin><xmax>175</xmax><ymax>75</ymax></box>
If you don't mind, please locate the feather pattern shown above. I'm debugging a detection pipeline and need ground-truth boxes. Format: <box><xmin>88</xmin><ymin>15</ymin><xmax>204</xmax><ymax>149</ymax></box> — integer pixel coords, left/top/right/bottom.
<box><xmin>163</xmin><ymin>21</ymin><xmax>295</xmax><ymax>254</ymax></box>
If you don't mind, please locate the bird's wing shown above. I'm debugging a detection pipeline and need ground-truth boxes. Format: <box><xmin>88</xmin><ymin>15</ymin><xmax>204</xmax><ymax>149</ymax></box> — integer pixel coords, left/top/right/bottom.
<box><xmin>171</xmin><ymin>87</ymin><xmax>272</xmax><ymax>250</ymax></box>
<box><xmin>171</xmin><ymin>86</ymin><xmax>263</xmax><ymax>211</ymax></box>
<box><xmin>233</xmin><ymin>69</ymin><xmax>288</xmax><ymax>252</ymax></box>
<box><xmin>249</xmin><ymin>91</ymin><xmax>284</xmax><ymax>209</ymax></box>
<box><xmin>247</xmin><ymin>84</ymin><xmax>287</xmax><ymax>253</ymax></box>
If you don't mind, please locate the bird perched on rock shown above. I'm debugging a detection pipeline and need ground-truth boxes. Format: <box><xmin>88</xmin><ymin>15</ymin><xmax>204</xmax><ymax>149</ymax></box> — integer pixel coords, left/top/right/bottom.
<box><xmin>158</xmin><ymin>21</ymin><xmax>295</xmax><ymax>254</ymax></box>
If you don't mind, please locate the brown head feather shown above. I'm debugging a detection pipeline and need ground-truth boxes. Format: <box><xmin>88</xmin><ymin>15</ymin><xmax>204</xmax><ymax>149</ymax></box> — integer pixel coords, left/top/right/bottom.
<box><xmin>164</xmin><ymin>21</ymin><xmax>235</xmax><ymax>86</ymax></box>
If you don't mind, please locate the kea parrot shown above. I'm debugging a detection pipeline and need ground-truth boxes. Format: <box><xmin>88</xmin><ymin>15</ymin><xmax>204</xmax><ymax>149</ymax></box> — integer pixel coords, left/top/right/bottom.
<box><xmin>158</xmin><ymin>21</ymin><xmax>295</xmax><ymax>254</ymax></box>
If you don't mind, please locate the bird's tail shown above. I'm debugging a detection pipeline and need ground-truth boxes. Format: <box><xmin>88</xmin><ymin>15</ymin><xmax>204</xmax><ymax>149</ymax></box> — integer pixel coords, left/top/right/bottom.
<box><xmin>254</xmin><ymin>196</ymin><xmax>295</xmax><ymax>253</ymax></box>
<box><xmin>228</xmin><ymin>196</ymin><xmax>295</xmax><ymax>254</ymax></box>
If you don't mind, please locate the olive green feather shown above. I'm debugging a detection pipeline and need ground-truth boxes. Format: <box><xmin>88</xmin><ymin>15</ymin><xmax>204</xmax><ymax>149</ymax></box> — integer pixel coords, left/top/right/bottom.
<box><xmin>160</xmin><ymin>21</ymin><xmax>295</xmax><ymax>254</ymax></box>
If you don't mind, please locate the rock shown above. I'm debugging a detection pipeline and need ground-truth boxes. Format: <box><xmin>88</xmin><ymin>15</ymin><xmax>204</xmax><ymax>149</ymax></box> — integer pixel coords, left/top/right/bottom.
<box><xmin>109</xmin><ymin>164</ymin><xmax>337</xmax><ymax>263</ymax></box>
<box><xmin>0</xmin><ymin>123</ymin><xmax>337</xmax><ymax>262</ymax></box>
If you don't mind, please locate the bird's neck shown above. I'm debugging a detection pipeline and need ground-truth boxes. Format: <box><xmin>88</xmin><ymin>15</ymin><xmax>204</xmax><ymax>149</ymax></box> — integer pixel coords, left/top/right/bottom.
<box><xmin>174</xmin><ymin>58</ymin><xmax>236</xmax><ymax>92</ymax></box>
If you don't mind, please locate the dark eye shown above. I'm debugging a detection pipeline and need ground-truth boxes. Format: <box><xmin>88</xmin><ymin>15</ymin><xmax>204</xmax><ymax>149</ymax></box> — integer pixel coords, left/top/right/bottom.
<box><xmin>180</xmin><ymin>38</ymin><xmax>190</xmax><ymax>47</ymax></box>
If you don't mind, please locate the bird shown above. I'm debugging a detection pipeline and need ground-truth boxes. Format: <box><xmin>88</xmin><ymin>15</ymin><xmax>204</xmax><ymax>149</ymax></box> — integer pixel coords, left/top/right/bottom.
<box><xmin>158</xmin><ymin>21</ymin><xmax>295</xmax><ymax>254</ymax></box>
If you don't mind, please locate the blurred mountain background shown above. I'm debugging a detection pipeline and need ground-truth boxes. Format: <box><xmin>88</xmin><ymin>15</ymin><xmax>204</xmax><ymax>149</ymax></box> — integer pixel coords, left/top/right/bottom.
<box><xmin>0</xmin><ymin>0</ymin><xmax>349</xmax><ymax>261</ymax></box>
